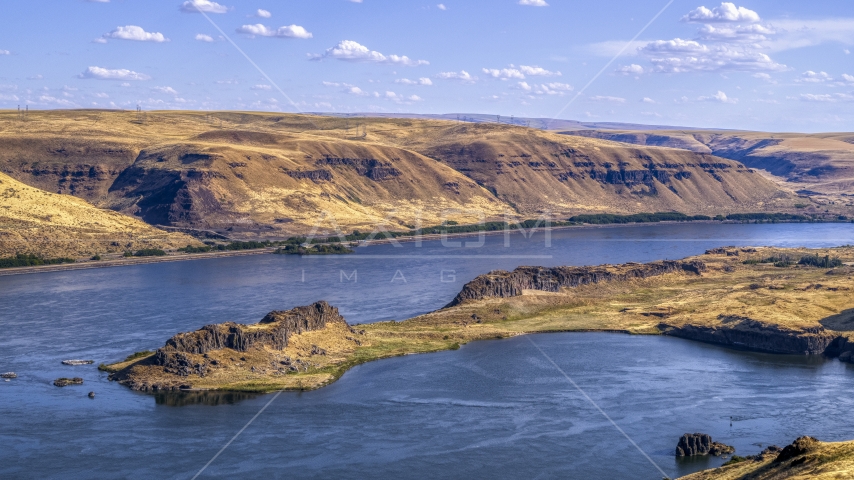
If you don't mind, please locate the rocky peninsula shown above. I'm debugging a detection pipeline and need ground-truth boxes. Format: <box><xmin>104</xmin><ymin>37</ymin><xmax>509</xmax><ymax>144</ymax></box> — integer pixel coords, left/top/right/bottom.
<box><xmin>104</xmin><ymin>246</ymin><xmax>854</xmax><ymax>393</ymax></box>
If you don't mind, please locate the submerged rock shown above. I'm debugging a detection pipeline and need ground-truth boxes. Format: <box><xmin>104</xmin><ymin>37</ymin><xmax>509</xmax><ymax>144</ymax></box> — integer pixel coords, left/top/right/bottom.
<box><xmin>53</xmin><ymin>377</ymin><xmax>84</xmax><ymax>387</ymax></box>
<box><xmin>62</xmin><ymin>360</ymin><xmax>94</xmax><ymax>366</ymax></box>
<box><xmin>676</xmin><ymin>433</ymin><xmax>735</xmax><ymax>457</ymax></box>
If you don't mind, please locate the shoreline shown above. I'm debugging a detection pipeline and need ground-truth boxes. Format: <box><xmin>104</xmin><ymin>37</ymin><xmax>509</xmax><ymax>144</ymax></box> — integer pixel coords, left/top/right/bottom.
<box><xmin>4</xmin><ymin>219</ymin><xmax>850</xmax><ymax>277</ymax></box>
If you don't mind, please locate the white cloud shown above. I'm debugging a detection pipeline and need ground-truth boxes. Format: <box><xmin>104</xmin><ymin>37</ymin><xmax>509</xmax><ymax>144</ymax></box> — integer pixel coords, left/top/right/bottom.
<box><xmin>436</xmin><ymin>70</ymin><xmax>476</xmax><ymax>83</ymax></box>
<box><xmin>842</xmin><ymin>74</ymin><xmax>854</xmax><ymax>83</ymax></box>
<box><xmin>395</xmin><ymin>77</ymin><xmax>433</xmax><ymax>85</ymax></box>
<box><xmin>682</xmin><ymin>3</ymin><xmax>760</xmax><ymax>23</ymax></box>
<box><xmin>93</xmin><ymin>92</ymin><xmax>109</xmax><ymax>98</ymax></box>
<box><xmin>347</xmin><ymin>0</ymin><xmax>363</xmax><ymax>2</ymax></box>
<box><xmin>796</xmin><ymin>71</ymin><xmax>832</xmax><ymax>83</ymax></box>
<box><xmin>0</xmin><ymin>94</ymin><xmax>20</xmax><ymax>101</ymax></box>
<box><xmin>0</xmin><ymin>50</ymin><xmax>9</xmax><ymax>55</ymax></box>
<box><xmin>437</xmin><ymin>4</ymin><xmax>447</xmax><ymax>10</ymax></box>
<box><xmin>518</xmin><ymin>0</ymin><xmax>548</xmax><ymax>6</ymax></box>
<box><xmin>79</xmin><ymin>66</ymin><xmax>150</xmax><ymax>81</ymax></box>
<box><xmin>642</xmin><ymin>97</ymin><xmax>655</xmax><ymax>103</ymax></box>
<box><xmin>347</xmin><ymin>86</ymin><xmax>366</xmax><ymax>95</ymax></box>
<box><xmin>846</xmin><ymin>49</ymin><xmax>852</xmax><ymax>54</ymax></box>
<box><xmin>252</xmin><ymin>84</ymin><xmax>272</xmax><ymax>90</ymax></box>
<box><xmin>180</xmin><ymin>0</ymin><xmax>229</xmax><ymax>13</ymax></box>
<box><xmin>617</xmin><ymin>64</ymin><xmax>645</xmax><ymax>75</ymax></box>
<box><xmin>87</xmin><ymin>0</ymin><xmax>110</xmax><ymax>2</ymax></box>
<box><xmin>518</xmin><ymin>81</ymin><xmax>532</xmax><ymax>91</ymax></box>
<box><xmin>586</xmin><ymin>40</ymin><xmax>649</xmax><ymax>57</ymax></box>
<box><xmin>102</xmin><ymin>25</ymin><xmax>168</xmax><ymax>42</ymax></box>
<box><xmin>195</xmin><ymin>34</ymin><xmax>214</xmax><ymax>42</ymax></box>
<box><xmin>762</xmin><ymin>19</ymin><xmax>854</xmax><ymax>53</ymax></box>
<box><xmin>237</xmin><ymin>24</ymin><xmax>313</xmax><ymax>39</ymax></box>
<box><xmin>798</xmin><ymin>93</ymin><xmax>854</xmax><ymax>103</ymax></box>
<box><xmin>152</xmin><ymin>86</ymin><xmax>178</xmax><ymax>94</ymax></box>
<box><xmin>384</xmin><ymin>91</ymin><xmax>422</xmax><ymax>104</ymax></box>
<box><xmin>483</xmin><ymin>67</ymin><xmax>525</xmax><ymax>80</ymax></box>
<box><xmin>519</xmin><ymin>65</ymin><xmax>561</xmax><ymax>76</ymax></box>
<box><xmin>311</xmin><ymin>40</ymin><xmax>428</xmax><ymax>66</ymax></box>
<box><xmin>255</xmin><ymin>9</ymin><xmax>271</xmax><ymax>18</ymax></box>
<box><xmin>640</xmin><ymin>38</ymin><xmax>786</xmax><ymax>73</ymax></box>
<box><xmin>590</xmin><ymin>95</ymin><xmax>626</xmax><ymax>103</ymax></box>
<box><xmin>698</xmin><ymin>23</ymin><xmax>773</xmax><ymax>42</ymax></box>
<box><xmin>698</xmin><ymin>90</ymin><xmax>737</xmax><ymax>103</ymax></box>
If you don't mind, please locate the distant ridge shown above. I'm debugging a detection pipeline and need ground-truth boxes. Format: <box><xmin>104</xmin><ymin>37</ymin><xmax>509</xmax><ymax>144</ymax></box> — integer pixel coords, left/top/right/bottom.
<box><xmin>310</xmin><ymin>112</ymin><xmax>719</xmax><ymax>132</ymax></box>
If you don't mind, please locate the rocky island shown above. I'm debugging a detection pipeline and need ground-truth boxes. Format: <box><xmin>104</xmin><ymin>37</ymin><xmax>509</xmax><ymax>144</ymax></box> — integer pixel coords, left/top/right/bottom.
<box><xmin>103</xmin><ymin>246</ymin><xmax>854</xmax><ymax>393</ymax></box>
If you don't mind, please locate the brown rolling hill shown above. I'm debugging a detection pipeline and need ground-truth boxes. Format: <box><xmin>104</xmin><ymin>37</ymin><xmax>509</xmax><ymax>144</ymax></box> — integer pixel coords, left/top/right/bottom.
<box><xmin>565</xmin><ymin>129</ymin><xmax>854</xmax><ymax>199</ymax></box>
<box><xmin>0</xmin><ymin>171</ymin><xmax>198</xmax><ymax>258</ymax></box>
<box><xmin>0</xmin><ymin>110</ymin><xmax>804</xmax><ymax>237</ymax></box>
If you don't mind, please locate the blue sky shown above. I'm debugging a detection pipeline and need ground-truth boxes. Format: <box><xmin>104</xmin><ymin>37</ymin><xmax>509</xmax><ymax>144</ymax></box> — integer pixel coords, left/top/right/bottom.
<box><xmin>1</xmin><ymin>0</ymin><xmax>853</xmax><ymax>131</ymax></box>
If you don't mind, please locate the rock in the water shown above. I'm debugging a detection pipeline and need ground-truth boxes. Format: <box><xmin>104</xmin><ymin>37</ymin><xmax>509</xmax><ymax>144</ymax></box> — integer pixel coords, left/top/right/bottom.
<box><xmin>774</xmin><ymin>436</ymin><xmax>819</xmax><ymax>463</ymax></box>
<box><xmin>676</xmin><ymin>433</ymin><xmax>735</xmax><ymax>456</ymax></box>
<box><xmin>1</xmin><ymin>372</ymin><xmax>16</xmax><ymax>379</ymax></box>
<box><xmin>53</xmin><ymin>377</ymin><xmax>84</xmax><ymax>387</ymax></box>
<box><xmin>62</xmin><ymin>360</ymin><xmax>94</xmax><ymax>366</ymax></box>
<box><xmin>88</xmin><ymin>391</ymin><xmax>95</xmax><ymax>398</ymax></box>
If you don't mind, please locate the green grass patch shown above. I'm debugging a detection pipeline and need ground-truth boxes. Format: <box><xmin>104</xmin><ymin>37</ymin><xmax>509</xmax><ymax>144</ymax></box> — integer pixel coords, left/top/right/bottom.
<box><xmin>0</xmin><ymin>254</ymin><xmax>75</xmax><ymax>269</ymax></box>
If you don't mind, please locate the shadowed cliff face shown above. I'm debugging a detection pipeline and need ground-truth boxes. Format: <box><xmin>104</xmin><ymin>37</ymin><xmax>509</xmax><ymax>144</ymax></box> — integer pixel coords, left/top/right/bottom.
<box><xmin>565</xmin><ymin>129</ymin><xmax>854</xmax><ymax>196</ymax></box>
<box><xmin>658</xmin><ymin>316</ymin><xmax>838</xmax><ymax>355</ymax></box>
<box><xmin>446</xmin><ymin>260</ymin><xmax>706</xmax><ymax>307</ymax></box>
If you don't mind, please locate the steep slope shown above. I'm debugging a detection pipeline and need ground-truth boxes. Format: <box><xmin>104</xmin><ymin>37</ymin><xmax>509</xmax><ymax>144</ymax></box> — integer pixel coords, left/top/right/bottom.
<box><xmin>566</xmin><ymin>129</ymin><xmax>854</xmax><ymax>197</ymax></box>
<box><xmin>0</xmin><ymin>171</ymin><xmax>198</xmax><ymax>257</ymax></box>
<box><xmin>680</xmin><ymin>437</ymin><xmax>854</xmax><ymax>480</ymax></box>
<box><xmin>383</xmin><ymin>122</ymin><xmax>793</xmax><ymax>217</ymax></box>
<box><xmin>0</xmin><ymin>110</ymin><xmax>798</xmax><ymax>237</ymax></box>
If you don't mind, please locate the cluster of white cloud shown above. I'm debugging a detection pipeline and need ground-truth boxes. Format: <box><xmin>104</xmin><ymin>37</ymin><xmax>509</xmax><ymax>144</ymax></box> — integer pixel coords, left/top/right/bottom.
<box><xmin>483</xmin><ymin>65</ymin><xmax>560</xmax><ymax>80</ymax></box>
<box><xmin>436</xmin><ymin>70</ymin><xmax>476</xmax><ymax>83</ymax></box>
<box><xmin>698</xmin><ymin>90</ymin><xmax>737</xmax><ymax>103</ymax></box>
<box><xmin>681</xmin><ymin>2</ymin><xmax>760</xmax><ymax>23</ymax></box>
<box><xmin>195</xmin><ymin>33</ymin><xmax>215</xmax><ymax>42</ymax></box>
<box><xmin>590</xmin><ymin>95</ymin><xmax>626</xmax><ymax>104</ymax></box>
<box><xmin>613</xmin><ymin>3</ymin><xmax>793</xmax><ymax>75</ymax></box>
<box><xmin>797</xmin><ymin>93</ymin><xmax>854</xmax><ymax>103</ymax></box>
<box><xmin>518</xmin><ymin>0</ymin><xmax>548</xmax><ymax>6</ymax></box>
<box><xmin>99</xmin><ymin>25</ymin><xmax>168</xmax><ymax>43</ymax></box>
<box><xmin>180</xmin><ymin>0</ymin><xmax>229</xmax><ymax>14</ymax></box>
<box><xmin>395</xmin><ymin>78</ymin><xmax>433</xmax><ymax>86</ymax></box>
<box><xmin>254</xmin><ymin>9</ymin><xmax>271</xmax><ymax>18</ymax></box>
<box><xmin>518</xmin><ymin>81</ymin><xmax>573</xmax><ymax>96</ymax></box>
<box><xmin>437</xmin><ymin>4</ymin><xmax>447</xmax><ymax>10</ymax></box>
<box><xmin>152</xmin><ymin>86</ymin><xmax>178</xmax><ymax>94</ymax></box>
<box><xmin>237</xmin><ymin>24</ymin><xmax>313</xmax><ymax>39</ymax></box>
<box><xmin>796</xmin><ymin>71</ymin><xmax>832</xmax><ymax>83</ymax></box>
<box><xmin>321</xmin><ymin>81</ymin><xmax>422</xmax><ymax>104</ymax></box>
<box><xmin>311</xmin><ymin>40</ymin><xmax>428</xmax><ymax>66</ymax></box>
<box><xmin>79</xmin><ymin>66</ymin><xmax>150</xmax><ymax>81</ymax></box>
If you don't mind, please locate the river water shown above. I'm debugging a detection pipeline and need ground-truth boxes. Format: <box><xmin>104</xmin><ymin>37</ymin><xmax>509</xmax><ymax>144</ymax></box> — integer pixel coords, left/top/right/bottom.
<box><xmin>1</xmin><ymin>223</ymin><xmax>853</xmax><ymax>479</ymax></box>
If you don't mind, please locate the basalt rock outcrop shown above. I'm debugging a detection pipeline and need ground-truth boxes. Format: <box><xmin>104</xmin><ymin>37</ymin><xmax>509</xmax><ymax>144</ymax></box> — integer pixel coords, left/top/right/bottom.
<box><xmin>676</xmin><ymin>433</ymin><xmax>735</xmax><ymax>457</ymax></box>
<box><xmin>154</xmin><ymin>301</ymin><xmax>346</xmax><ymax>368</ymax></box>
<box><xmin>446</xmin><ymin>260</ymin><xmax>706</xmax><ymax>307</ymax></box>
<box><xmin>774</xmin><ymin>436</ymin><xmax>820</xmax><ymax>464</ymax></box>
<box><xmin>109</xmin><ymin>301</ymin><xmax>349</xmax><ymax>388</ymax></box>
<box><xmin>658</xmin><ymin>315</ymin><xmax>838</xmax><ymax>355</ymax></box>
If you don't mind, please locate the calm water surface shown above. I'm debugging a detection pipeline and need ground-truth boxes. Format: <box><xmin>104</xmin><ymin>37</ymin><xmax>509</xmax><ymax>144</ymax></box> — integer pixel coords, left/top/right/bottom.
<box><xmin>1</xmin><ymin>223</ymin><xmax>853</xmax><ymax>479</ymax></box>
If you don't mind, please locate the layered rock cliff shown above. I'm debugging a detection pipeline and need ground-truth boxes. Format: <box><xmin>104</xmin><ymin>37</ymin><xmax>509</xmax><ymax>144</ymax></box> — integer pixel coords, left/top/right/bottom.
<box><xmin>446</xmin><ymin>260</ymin><xmax>706</xmax><ymax>307</ymax></box>
<box><xmin>658</xmin><ymin>315</ymin><xmax>838</xmax><ymax>355</ymax></box>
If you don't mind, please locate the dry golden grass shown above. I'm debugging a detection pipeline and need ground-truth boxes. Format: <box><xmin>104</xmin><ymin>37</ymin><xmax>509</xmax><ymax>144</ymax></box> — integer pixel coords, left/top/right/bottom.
<box><xmin>0</xmin><ymin>171</ymin><xmax>199</xmax><ymax>257</ymax></box>
<box><xmin>680</xmin><ymin>439</ymin><xmax>854</xmax><ymax>480</ymax></box>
